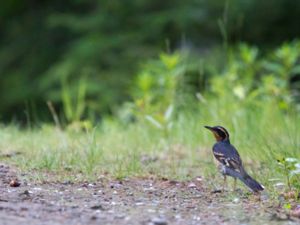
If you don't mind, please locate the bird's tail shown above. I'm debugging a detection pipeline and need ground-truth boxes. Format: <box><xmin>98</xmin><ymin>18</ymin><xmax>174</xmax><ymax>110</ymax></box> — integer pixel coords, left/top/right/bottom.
<box><xmin>223</xmin><ymin>166</ymin><xmax>264</xmax><ymax>192</ymax></box>
<box><xmin>243</xmin><ymin>174</ymin><xmax>264</xmax><ymax>192</ymax></box>
<box><xmin>239</xmin><ymin>166</ymin><xmax>264</xmax><ymax>192</ymax></box>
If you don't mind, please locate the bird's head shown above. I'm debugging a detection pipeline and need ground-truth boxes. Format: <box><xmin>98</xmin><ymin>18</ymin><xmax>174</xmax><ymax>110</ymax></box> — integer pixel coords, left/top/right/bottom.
<box><xmin>204</xmin><ymin>125</ymin><xmax>230</xmax><ymax>142</ymax></box>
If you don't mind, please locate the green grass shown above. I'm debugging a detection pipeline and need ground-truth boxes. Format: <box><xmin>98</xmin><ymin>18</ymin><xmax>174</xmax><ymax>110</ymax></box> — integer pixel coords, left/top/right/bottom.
<box><xmin>0</xmin><ymin>100</ymin><xmax>299</xmax><ymax>194</ymax></box>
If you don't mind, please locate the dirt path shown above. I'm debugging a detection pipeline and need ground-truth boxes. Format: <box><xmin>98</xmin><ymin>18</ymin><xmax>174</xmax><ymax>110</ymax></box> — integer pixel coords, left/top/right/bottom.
<box><xmin>0</xmin><ymin>164</ymin><xmax>298</xmax><ymax>225</ymax></box>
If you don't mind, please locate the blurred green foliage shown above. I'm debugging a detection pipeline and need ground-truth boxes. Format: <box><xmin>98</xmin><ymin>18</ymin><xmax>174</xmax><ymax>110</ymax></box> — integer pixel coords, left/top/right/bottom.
<box><xmin>208</xmin><ymin>41</ymin><xmax>300</xmax><ymax>109</ymax></box>
<box><xmin>121</xmin><ymin>41</ymin><xmax>300</xmax><ymax>125</ymax></box>
<box><xmin>1</xmin><ymin>0</ymin><xmax>300</xmax><ymax>122</ymax></box>
<box><xmin>126</xmin><ymin>53</ymin><xmax>183</xmax><ymax>137</ymax></box>
<box><xmin>277</xmin><ymin>157</ymin><xmax>300</xmax><ymax>191</ymax></box>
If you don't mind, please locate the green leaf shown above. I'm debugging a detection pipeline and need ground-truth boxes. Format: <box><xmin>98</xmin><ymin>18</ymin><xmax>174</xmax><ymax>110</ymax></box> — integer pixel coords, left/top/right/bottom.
<box><xmin>164</xmin><ymin>105</ymin><xmax>173</xmax><ymax>121</ymax></box>
<box><xmin>145</xmin><ymin>115</ymin><xmax>162</xmax><ymax>129</ymax></box>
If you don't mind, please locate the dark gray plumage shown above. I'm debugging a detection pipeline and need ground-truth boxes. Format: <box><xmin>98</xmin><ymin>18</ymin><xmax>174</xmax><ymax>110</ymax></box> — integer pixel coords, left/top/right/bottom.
<box><xmin>205</xmin><ymin>125</ymin><xmax>264</xmax><ymax>192</ymax></box>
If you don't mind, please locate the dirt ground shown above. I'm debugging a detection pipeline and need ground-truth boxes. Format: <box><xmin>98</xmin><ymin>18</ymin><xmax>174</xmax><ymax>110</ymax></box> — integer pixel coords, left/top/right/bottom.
<box><xmin>0</xmin><ymin>164</ymin><xmax>299</xmax><ymax>225</ymax></box>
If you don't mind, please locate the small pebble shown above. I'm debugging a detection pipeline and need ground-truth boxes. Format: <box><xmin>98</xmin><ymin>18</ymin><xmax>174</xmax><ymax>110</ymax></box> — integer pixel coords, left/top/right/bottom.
<box><xmin>90</xmin><ymin>205</ymin><xmax>104</xmax><ymax>210</ymax></box>
<box><xmin>233</xmin><ymin>197</ymin><xmax>239</xmax><ymax>203</ymax></box>
<box><xmin>90</xmin><ymin>215</ymin><xmax>97</xmax><ymax>220</ymax></box>
<box><xmin>151</xmin><ymin>217</ymin><xmax>168</xmax><ymax>225</ymax></box>
<box><xmin>135</xmin><ymin>202</ymin><xmax>144</xmax><ymax>206</ymax></box>
<box><xmin>291</xmin><ymin>205</ymin><xmax>300</xmax><ymax>218</ymax></box>
<box><xmin>9</xmin><ymin>179</ymin><xmax>21</xmax><ymax>187</ymax></box>
<box><xmin>188</xmin><ymin>183</ymin><xmax>197</xmax><ymax>188</ymax></box>
<box><xmin>115</xmin><ymin>214</ymin><xmax>125</xmax><ymax>219</ymax></box>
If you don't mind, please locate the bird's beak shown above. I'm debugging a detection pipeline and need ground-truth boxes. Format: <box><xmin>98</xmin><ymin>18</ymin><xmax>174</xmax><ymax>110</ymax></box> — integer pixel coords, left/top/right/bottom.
<box><xmin>204</xmin><ymin>125</ymin><xmax>214</xmax><ymax>131</ymax></box>
<box><xmin>204</xmin><ymin>125</ymin><xmax>221</xmax><ymax>141</ymax></box>
<box><xmin>204</xmin><ymin>126</ymin><xmax>218</xmax><ymax>134</ymax></box>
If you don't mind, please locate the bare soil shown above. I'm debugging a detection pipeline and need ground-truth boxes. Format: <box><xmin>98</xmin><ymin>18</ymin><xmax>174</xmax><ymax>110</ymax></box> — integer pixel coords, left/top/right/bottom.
<box><xmin>0</xmin><ymin>164</ymin><xmax>298</xmax><ymax>225</ymax></box>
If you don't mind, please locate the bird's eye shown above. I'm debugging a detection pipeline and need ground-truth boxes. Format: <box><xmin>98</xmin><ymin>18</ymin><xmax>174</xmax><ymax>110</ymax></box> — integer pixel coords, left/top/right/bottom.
<box><xmin>217</xmin><ymin>129</ymin><xmax>227</xmax><ymax>139</ymax></box>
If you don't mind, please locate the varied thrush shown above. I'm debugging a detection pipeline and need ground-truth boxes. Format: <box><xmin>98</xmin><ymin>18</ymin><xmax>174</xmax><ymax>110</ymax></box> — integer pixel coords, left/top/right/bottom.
<box><xmin>205</xmin><ymin>125</ymin><xmax>264</xmax><ymax>192</ymax></box>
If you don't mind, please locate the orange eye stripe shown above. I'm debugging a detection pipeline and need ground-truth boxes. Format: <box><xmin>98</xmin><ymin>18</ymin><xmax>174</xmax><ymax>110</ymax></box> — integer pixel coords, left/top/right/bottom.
<box><xmin>213</xmin><ymin>132</ymin><xmax>222</xmax><ymax>141</ymax></box>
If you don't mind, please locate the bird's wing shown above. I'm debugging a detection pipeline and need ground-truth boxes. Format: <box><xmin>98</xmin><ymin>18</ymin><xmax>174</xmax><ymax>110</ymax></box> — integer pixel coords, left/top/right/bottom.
<box><xmin>213</xmin><ymin>143</ymin><xmax>243</xmax><ymax>172</ymax></box>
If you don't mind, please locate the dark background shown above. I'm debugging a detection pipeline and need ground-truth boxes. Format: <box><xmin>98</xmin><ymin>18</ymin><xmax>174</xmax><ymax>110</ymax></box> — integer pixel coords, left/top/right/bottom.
<box><xmin>1</xmin><ymin>0</ymin><xmax>300</xmax><ymax>123</ymax></box>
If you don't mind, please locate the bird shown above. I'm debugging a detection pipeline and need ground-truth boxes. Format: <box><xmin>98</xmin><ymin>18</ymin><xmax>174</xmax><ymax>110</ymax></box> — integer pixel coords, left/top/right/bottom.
<box><xmin>204</xmin><ymin>125</ymin><xmax>264</xmax><ymax>192</ymax></box>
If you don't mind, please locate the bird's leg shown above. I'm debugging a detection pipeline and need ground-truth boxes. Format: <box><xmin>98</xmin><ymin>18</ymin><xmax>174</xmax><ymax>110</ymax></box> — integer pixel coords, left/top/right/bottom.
<box><xmin>233</xmin><ymin>177</ymin><xmax>237</xmax><ymax>191</ymax></box>
<box><xmin>223</xmin><ymin>175</ymin><xmax>227</xmax><ymax>191</ymax></box>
